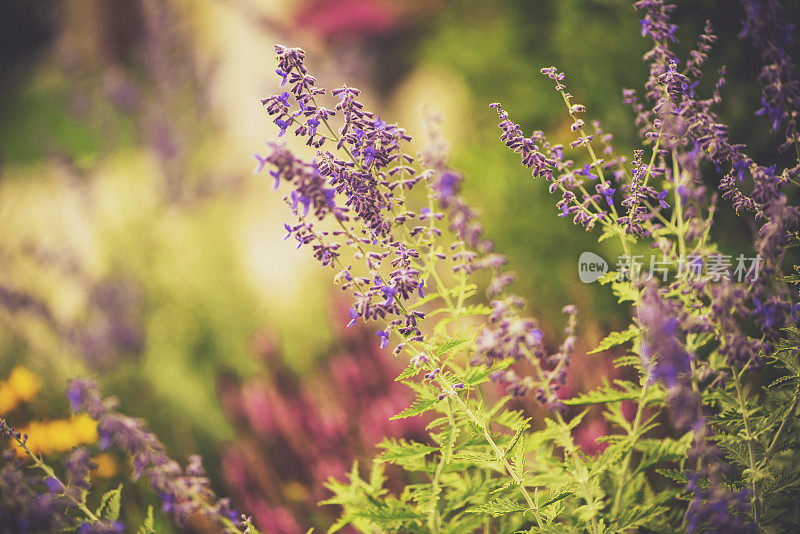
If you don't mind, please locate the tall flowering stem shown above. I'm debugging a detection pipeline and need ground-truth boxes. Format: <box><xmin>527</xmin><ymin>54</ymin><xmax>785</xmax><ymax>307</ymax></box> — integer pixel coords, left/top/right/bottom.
<box><xmin>65</xmin><ymin>379</ymin><xmax>249</xmax><ymax>534</ymax></box>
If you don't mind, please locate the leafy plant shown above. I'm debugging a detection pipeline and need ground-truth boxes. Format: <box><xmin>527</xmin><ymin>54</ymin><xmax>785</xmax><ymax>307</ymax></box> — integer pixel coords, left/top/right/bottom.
<box><xmin>255</xmin><ymin>1</ymin><xmax>800</xmax><ymax>532</ymax></box>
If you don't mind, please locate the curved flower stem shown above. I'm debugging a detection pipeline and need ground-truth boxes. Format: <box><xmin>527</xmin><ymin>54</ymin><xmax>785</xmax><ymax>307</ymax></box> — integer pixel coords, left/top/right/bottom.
<box><xmin>429</xmin><ymin>397</ymin><xmax>455</xmax><ymax>533</ymax></box>
<box><xmin>671</xmin><ymin>149</ymin><xmax>687</xmax><ymax>259</ymax></box>
<box><xmin>733</xmin><ymin>369</ymin><xmax>761</xmax><ymax>525</ymax></box>
<box><xmin>763</xmin><ymin>378</ymin><xmax>800</xmax><ymax>462</ymax></box>
<box><xmin>9</xmin><ymin>431</ymin><xmax>101</xmax><ymax>525</ymax></box>
<box><xmin>281</xmin><ymin>69</ymin><xmax>545</xmax><ymax>528</ymax></box>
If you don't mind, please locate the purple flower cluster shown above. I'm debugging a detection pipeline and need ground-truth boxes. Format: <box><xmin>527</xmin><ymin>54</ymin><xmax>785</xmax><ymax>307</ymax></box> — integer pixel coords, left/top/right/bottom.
<box><xmin>637</xmin><ymin>285</ymin><xmax>701</xmax><ymax>430</ymax></box>
<box><xmin>740</xmin><ymin>0</ymin><xmax>800</xmax><ymax>154</ymax></box>
<box><xmin>686</xmin><ymin>471</ymin><xmax>754</xmax><ymax>534</ymax></box>
<box><xmin>0</xmin><ymin>448</ymin><xmax>70</xmax><ymax>534</ymax></box>
<box><xmin>259</xmin><ymin>47</ymin><xmax>580</xmax><ymax>409</ymax></box>
<box><xmin>257</xmin><ymin>46</ymin><xmax>430</xmax><ymax>352</ymax></box>
<box><xmin>66</xmin><ymin>379</ymin><xmax>240</xmax><ymax>531</ymax></box>
<box><xmin>492</xmin><ymin>65</ymin><xmax>687</xmax><ymax>236</ymax></box>
<box><xmin>417</xmin><ymin>111</ymin><xmax>575</xmax><ymax>408</ymax></box>
<box><xmin>1</xmin><ymin>419</ymin><xmax>123</xmax><ymax>533</ymax></box>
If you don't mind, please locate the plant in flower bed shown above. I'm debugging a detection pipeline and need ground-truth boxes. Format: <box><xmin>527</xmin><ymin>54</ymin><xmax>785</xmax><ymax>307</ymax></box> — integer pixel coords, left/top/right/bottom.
<box><xmin>255</xmin><ymin>0</ymin><xmax>800</xmax><ymax>532</ymax></box>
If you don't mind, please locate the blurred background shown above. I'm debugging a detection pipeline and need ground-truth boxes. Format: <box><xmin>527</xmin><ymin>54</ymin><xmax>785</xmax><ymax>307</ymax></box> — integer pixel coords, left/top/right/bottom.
<box><xmin>1</xmin><ymin>0</ymin><xmax>797</xmax><ymax>531</ymax></box>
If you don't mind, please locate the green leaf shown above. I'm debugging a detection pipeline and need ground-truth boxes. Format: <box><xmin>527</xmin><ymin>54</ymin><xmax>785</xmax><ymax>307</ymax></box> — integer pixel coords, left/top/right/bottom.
<box><xmin>613</xmin><ymin>354</ymin><xmax>641</xmax><ymax>368</ymax></box>
<box><xmin>435</xmin><ymin>336</ymin><xmax>471</xmax><ymax>356</ymax></box>
<box><xmin>138</xmin><ymin>506</ymin><xmax>155</xmax><ymax>534</ymax></box>
<box><xmin>562</xmin><ymin>379</ymin><xmax>640</xmax><ymax>406</ymax></box>
<box><xmin>588</xmin><ymin>325</ymin><xmax>639</xmax><ymax>354</ymax></box>
<box><xmin>461</xmin><ymin>359</ymin><xmax>513</xmax><ymax>387</ymax></box>
<box><xmin>505</xmin><ymin>418</ymin><xmax>531</xmax><ymax>457</ymax></box>
<box><xmin>438</xmin><ymin>424</ymin><xmax>459</xmax><ymax>464</ymax></box>
<box><xmin>377</xmin><ymin>438</ymin><xmax>437</xmax><ymax>468</ymax></box>
<box><xmin>457</xmin><ymin>304</ymin><xmax>492</xmax><ymax>317</ymax></box>
<box><xmin>354</xmin><ymin>499</ymin><xmax>426</xmax><ymax>525</ymax></box>
<box><xmin>96</xmin><ymin>484</ymin><xmax>122</xmax><ymax>521</ymax></box>
<box><xmin>655</xmin><ymin>468</ymin><xmax>688</xmax><ymax>484</ymax></box>
<box><xmin>396</xmin><ymin>360</ymin><xmax>423</xmax><ymax>381</ymax></box>
<box><xmin>465</xmin><ymin>497</ymin><xmax>526</xmax><ymax>517</ymax></box>
<box><xmin>390</xmin><ymin>397</ymin><xmax>439</xmax><ymax>420</ymax></box>
<box><xmin>137</xmin><ymin>505</ymin><xmax>155</xmax><ymax>534</ymax></box>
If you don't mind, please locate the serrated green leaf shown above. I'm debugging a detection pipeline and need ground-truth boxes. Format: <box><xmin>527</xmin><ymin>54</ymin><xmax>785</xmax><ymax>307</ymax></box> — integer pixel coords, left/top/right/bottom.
<box><xmin>396</xmin><ymin>360</ymin><xmax>423</xmax><ymax>381</ymax></box>
<box><xmin>96</xmin><ymin>484</ymin><xmax>122</xmax><ymax>521</ymax></box>
<box><xmin>562</xmin><ymin>379</ymin><xmax>640</xmax><ymax>406</ymax></box>
<box><xmin>377</xmin><ymin>438</ymin><xmax>437</xmax><ymax>465</ymax></box>
<box><xmin>435</xmin><ymin>336</ymin><xmax>471</xmax><ymax>356</ymax></box>
<box><xmin>457</xmin><ymin>304</ymin><xmax>492</xmax><ymax>317</ymax></box>
<box><xmin>137</xmin><ymin>505</ymin><xmax>155</xmax><ymax>534</ymax></box>
<box><xmin>439</xmin><ymin>424</ymin><xmax>459</xmax><ymax>464</ymax></box>
<box><xmin>465</xmin><ymin>497</ymin><xmax>526</xmax><ymax>517</ymax></box>
<box><xmin>589</xmin><ymin>324</ymin><xmax>639</xmax><ymax>354</ymax></box>
<box><xmin>390</xmin><ymin>397</ymin><xmax>439</xmax><ymax>420</ymax></box>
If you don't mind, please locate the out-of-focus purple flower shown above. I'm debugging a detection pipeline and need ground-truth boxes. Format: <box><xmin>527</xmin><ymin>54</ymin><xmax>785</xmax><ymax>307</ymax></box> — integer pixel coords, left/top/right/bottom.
<box><xmin>67</xmin><ymin>379</ymin><xmax>240</xmax><ymax>531</ymax></box>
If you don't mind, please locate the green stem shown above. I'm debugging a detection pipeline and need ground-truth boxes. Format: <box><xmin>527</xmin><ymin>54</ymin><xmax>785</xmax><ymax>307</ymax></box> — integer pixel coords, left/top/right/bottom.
<box><xmin>611</xmin><ymin>379</ymin><xmax>649</xmax><ymax>517</ymax></box>
<box><xmin>552</xmin><ymin>410</ymin><xmax>601</xmax><ymax>534</ymax></box>
<box><xmin>733</xmin><ymin>369</ymin><xmax>761</xmax><ymax>525</ymax></box>
<box><xmin>428</xmin><ymin>398</ymin><xmax>455</xmax><ymax>533</ymax></box>
<box><xmin>13</xmin><ymin>437</ymin><xmax>101</xmax><ymax>525</ymax></box>
<box><xmin>763</xmin><ymin>378</ymin><xmax>800</xmax><ymax>462</ymax></box>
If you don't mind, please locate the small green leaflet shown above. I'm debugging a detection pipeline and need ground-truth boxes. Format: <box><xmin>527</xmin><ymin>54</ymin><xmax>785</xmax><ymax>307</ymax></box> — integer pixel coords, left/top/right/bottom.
<box><xmin>435</xmin><ymin>336</ymin><xmax>471</xmax><ymax>356</ymax></box>
<box><xmin>395</xmin><ymin>360</ymin><xmax>423</xmax><ymax>381</ymax></box>
<box><xmin>438</xmin><ymin>424</ymin><xmax>459</xmax><ymax>464</ymax></box>
<box><xmin>589</xmin><ymin>324</ymin><xmax>639</xmax><ymax>354</ymax></box>
<box><xmin>377</xmin><ymin>438</ymin><xmax>437</xmax><ymax>466</ymax></box>
<box><xmin>465</xmin><ymin>497</ymin><xmax>527</xmax><ymax>517</ymax></box>
<box><xmin>136</xmin><ymin>505</ymin><xmax>155</xmax><ymax>534</ymax></box>
<box><xmin>390</xmin><ymin>397</ymin><xmax>439</xmax><ymax>420</ymax></box>
<box><xmin>96</xmin><ymin>484</ymin><xmax>122</xmax><ymax>521</ymax></box>
<box><xmin>562</xmin><ymin>379</ymin><xmax>640</xmax><ymax>406</ymax></box>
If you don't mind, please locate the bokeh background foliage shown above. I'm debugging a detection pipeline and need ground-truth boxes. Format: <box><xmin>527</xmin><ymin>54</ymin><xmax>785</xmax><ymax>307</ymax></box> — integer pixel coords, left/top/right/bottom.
<box><xmin>1</xmin><ymin>0</ymin><xmax>798</xmax><ymax>531</ymax></box>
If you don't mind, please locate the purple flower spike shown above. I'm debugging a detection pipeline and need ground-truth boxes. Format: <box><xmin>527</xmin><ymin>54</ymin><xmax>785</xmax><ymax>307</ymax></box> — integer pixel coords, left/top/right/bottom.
<box><xmin>307</xmin><ymin>118</ymin><xmax>320</xmax><ymax>137</ymax></box>
<box><xmin>377</xmin><ymin>329</ymin><xmax>390</xmax><ymax>348</ymax></box>
<box><xmin>291</xmin><ymin>190</ymin><xmax>311</xmax><ymax>217</ymax></box>
<box><xmin>347</xmin><ymin>307</ymin><xmax>358</xmax><ymax>327</ymax></box>
<box><xmin>45</xmin><ymin>477</ymin><xmax>63</xmax><ymax>495</ymax></box>
<box><xmin>576</xmin><ymin>163</ymin><xmax>598</xmax><ymax>180</ymax></box>
<box><xmin>275</xmin><ymin>118</ymin><xmax>290</xmax><ymax>137</ymax></box>
<box><xmin>657</xmin><ymin>189</ymin><xmax>669</xmax><ymax>209</ymax></box>
<box><xmin>381</xmin><ymin>285</ymin><xmax>397</xmax><ymax>306</ymax></box>
<box><xmin>253</xmin><ymin>154</ymin><xmax>268</xmax><ymax>174</ymax></box>
<box><xmin>275</xmin><ymin>68</ymin><xmax>288</xmax><ymax>87</ymax></box>
<box><xmin>277</xmin><ymin>91</ymin><xmax>291</xmax><ymax>107</ymax></box>
<box><xmin>603</xmin><ymin>187</ymin><xmax>616</xmax><ymax>206</ymax></box>
<box><xmin>270</xmin><ymin>169</ymin><xmax>281</xmax><ymax>189</ymax></box>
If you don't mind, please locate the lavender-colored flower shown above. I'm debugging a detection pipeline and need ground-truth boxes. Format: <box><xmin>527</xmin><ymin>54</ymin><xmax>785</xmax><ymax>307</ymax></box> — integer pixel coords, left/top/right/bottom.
<box><xmin>67</xmin><ymin>379</ymin><xmax>240</xmax><ymax>531</ymax></box>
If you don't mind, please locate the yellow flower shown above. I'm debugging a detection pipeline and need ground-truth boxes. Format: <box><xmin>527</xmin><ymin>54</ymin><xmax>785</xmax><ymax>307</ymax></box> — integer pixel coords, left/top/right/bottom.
<box><xmin>91</xmin><ymin>453</ymin><xmax>118</xmax><ymax>479</ymax></box>
<box><xmin>7</xmin><ymin>366</ymin><xmax>42</xmax><ymax>401</ymax></box>
<box><xmin>71</xmin><ymin>413</ymin><xmax>98</xmax><ymax>444</ymax></box>
<box><xmin>0</xmin><ymin>366</ymin><xmax>41</xmax><ymax>415</ymax></box>
<box><xmin>14</xmin><ymin>414</ymin><xmax>98</xmax><ymax>456</ymax></box>
<box><xmin>0</xmin><ymin>383</ymin><xmax>17</xmax><ymax>414</ymax></box>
